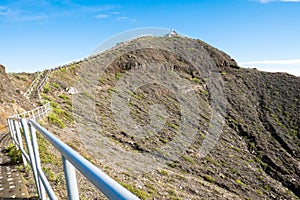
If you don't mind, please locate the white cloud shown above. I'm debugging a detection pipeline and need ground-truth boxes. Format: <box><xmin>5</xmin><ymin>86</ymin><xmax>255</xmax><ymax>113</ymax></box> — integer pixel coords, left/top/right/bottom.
<box><xmin>116</xmin><ymin>16</ymin><xmax>128</xmax><ymax>21</ymax></box>
<box><xmin>96</xmin><ymin>14</ymin><xmax>109</xmax><ymax>19</ymax></box>
<box><xmin>116</xmin><ymin>16</ymin><xmax>137</xmax><ymax>22</ymax></box>
<box><xmin>0</xmin><ymin>6</ymin><xmax>10</xmax><ymax>16</ymax></box>
<box><xmin>239</xmin><ymin>59</ymin><xmax>300</xmax><ymax>76</ymax></box>
<box><xmin>0</xmin><ymin>2</ymin><xmax>120</xmax><ymax>22</ymax></box>
<box><xmin>13</xmin><ymin>14</ymin><xmax>48</xmax><ymax>21</ymax></box>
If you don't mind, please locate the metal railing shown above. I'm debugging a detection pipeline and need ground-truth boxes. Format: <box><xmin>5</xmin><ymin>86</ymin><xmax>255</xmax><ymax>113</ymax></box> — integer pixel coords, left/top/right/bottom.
<box><xmin>24</xmin><ymin>72</ymin><xmax>42</xmax><ymax>98</ymax></box>
<box><xmin>36</xmin><ymin>69</ymin><xmax>51</xmax><ymax>102</ymax></box>
<box><xmin>10</xmin><ymin>102</ymin><xmax>51</xmax><ymax>122</ymax></box>
<box><xmin>23</xmin><ymin>69</ymin><xmax>51</xmax><ymax>101</ymax></box>
<box><xmin>7</xmin><ymin>109</ymin><xmax>140</xmax><ymax>200</ymax></box>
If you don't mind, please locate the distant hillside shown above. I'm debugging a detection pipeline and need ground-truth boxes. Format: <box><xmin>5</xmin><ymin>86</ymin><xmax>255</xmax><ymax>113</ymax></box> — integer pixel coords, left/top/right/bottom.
<box><xmin>2</xmin><ymin>36</ymin><xmax>300</xmax><ymax>199</ymax></box>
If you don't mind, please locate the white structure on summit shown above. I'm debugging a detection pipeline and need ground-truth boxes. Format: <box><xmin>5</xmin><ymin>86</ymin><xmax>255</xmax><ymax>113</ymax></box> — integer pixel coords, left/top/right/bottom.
<box><xmin>166</xmin><ymin>28</ymin><xmax>178</xmax><ymax>37</ymax></box>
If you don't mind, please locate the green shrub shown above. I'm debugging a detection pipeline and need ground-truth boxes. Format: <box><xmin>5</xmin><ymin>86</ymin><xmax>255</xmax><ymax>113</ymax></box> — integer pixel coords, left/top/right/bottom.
<box><xmin>36</xmin><ymin>132</ymin><xmax>61</xmax><ymax>165</ymax></box>
<box><xmin>236</xmin><ymin>179</ymin><xmax>246</xmax><ymax>187</ymax></box>
<box><xmin>159</xmin><ymin>170</ymin><xmax>168</xmax><ymax>176</ymax></box>
<box><xmin>159</xmin><ymin>138</ymin><xmax>167</xmax><ymax>144</ymax></box>
<box><xmin>60</xmin><ymin>68</ymin><xmax>67</xmax><ymax>73</ymax></box>
<box><xmin>48</xmin><ymin>113</ymin><xmax>66</xmax><ymax>128</ymax></box>
<box><xmin>203</xmin><ymin>174</ymin><xmax>215</xmax><ymax>183</ymax></box>
<box><xmin>183</xmin><ymin>155</ymin><xmax>196</xmax><ymax>164</ymax></box>
<box><xmin>43</xmin><ymin>84</ymin><xmax>50</xmax><ymax>93</ymax></box>
<box><xmin>256</xmin><ymin>189</ymin><xmax>263</xmax><ymax>195</ymax></box>
<box><xmin>167</xmin><ymin>162</ymin><xmax>177</xmax><ymax>168</ymax></box>
<box><xmin>120</xmin><ymin>182</ymin><xmax>149</xmax><ymax>199</ymax></box>
<box><xmin>249</xmin><ymin>142</ymin><xmax>256</xmax><ymax>151</ymax></box>
<box><xmin>7</xmin><ymin>142</ymin><xmax>22</xmax><ymax>164</ymax></box>
<box><xmin>167</xmin><ymin>122</ymin><xmax>179</xmax><ymax>130</ymax></box>
<box><xmin>115</xmin><ymin>72</ymin><xmax>122</xmax><ymax>80</ymax></box>
<box><xmin>58</xmin><ymin>94</ymin><xmax>69</xmax><ymax>100</ymax></box>
<box><xmin>52</xmin><ymin>82</ymin><xmax>60</xmax><ymax>89</ymax></box>
<box><xmin>190</xmin><ymin>77</ymin><xmax>201</xmax><ymax>84</ymax></box>
<box><xmin>201</xmin><ymin>90</ymin><xmax>209</xmax><ymax>96</ymax></box>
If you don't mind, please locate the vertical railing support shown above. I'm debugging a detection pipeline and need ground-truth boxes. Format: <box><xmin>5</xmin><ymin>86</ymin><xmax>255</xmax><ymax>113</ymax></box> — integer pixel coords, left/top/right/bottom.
<box><xmin>63</xmin><ymin>156</ymin><xmax>79</xmax><ymax>200</ymax></box>
<box><xmin>21</xmin><ymin>118</ymin><xmax>42</xmax><ymax>199</ymax></box>
<box><xmin>31</xmin><ymin>110</ymin><xmax>35</xmax><ymax>121</ymax></box>
<box><xmin>14</xmin><ymin>121</ymin><xmax>27</xmax><ymax>166</ymax></box>
<box><xmin>29</xmin><ymin>122</ymin><xmax>46</xmax><ymax>200</ymax></box>
<box><xmin>7</xmin><ymin>119</ymin><xmax>16</xmax><ymax>145</ymax></box>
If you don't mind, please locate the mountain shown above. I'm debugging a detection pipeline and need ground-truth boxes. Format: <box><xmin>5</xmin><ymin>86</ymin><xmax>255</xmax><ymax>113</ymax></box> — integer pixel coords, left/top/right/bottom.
<box><xmin>1</xmin><ymin>36</ymin><xmax>299</xmax><ymax>199</ymax></box>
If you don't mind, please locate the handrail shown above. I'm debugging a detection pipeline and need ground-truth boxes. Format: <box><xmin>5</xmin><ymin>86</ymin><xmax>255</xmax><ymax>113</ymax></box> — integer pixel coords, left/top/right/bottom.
<box><xmin>11</xmin><ymin>102</ymin><xmax>50</xmax><ymax>121</ymax></box>
<box><xmin>30</xmin><ymin>120</ymin><xmax>140</xmax><ymax>200</ymax></box>
<box><xmin>36</xmin><ymin>69</ymin><xmax>51</xmax><ymax>102</ymax></box>
<box><xmin>7</xmin><ymin>106</ymin><xmax>140</xmax><ymax>200</ymax></box>
<box><xmin>23</xmin><ymin>69</ymin><xmax>51</xmax><ymax>102</ymax></box>
<box><xmin>24</xmin><ymin>72</ymin><xmax>42</xmax><ymax>98</ymax></box>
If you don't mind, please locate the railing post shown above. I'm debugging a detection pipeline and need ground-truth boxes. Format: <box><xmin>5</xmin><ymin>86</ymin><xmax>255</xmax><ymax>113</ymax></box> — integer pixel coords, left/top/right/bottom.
<box><xmin>21</xmin><ymin>118</ymin><xmax>43</xmax><ymax>199</ymax></box>
<box><xmin>31</xmin><ymin>110</ymin><xmax>35</xmax><ymax>121</ymax></box>
<box><xmin>12</xmin><ymin>121</ymin><xmax>20</xmax><ymax>149</ymax></box>
<box><xmin>14</xmin><ymin>121</ymin><xmax>28</xmax><ymax>166</ymax></box>
<box><xmin>7</xmin><ymin>119</ymin><xmax>16</xmax><ymax>144</ymax></box>
<box><xmin>29</xmin><ymin>121</ymin><xmax>46</xmax><ymax>199</ymax></box>
<box><xmin>29</xmin><ymin>124</ymin><xmax>46</xmax><ymax>199</ymax></box>
<box><xmin>63</xmin><ymin>156</ymin><xmax>80</xmax><ymax>200</ymax></box>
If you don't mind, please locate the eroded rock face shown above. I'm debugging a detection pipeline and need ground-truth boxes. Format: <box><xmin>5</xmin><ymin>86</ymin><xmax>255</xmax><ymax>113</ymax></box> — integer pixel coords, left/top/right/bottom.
<box><xmin>0</xmin><ymin>64</ymin><xmax>32</xmax><ymax>128</ymax></box>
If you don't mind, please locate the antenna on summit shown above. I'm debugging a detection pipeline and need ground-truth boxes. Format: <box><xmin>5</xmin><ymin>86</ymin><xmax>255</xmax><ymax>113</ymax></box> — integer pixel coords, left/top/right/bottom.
<box><xmin>166</xmin><ymin>28</ymin><xmax>178</xmax><ymax>37</ymax></box>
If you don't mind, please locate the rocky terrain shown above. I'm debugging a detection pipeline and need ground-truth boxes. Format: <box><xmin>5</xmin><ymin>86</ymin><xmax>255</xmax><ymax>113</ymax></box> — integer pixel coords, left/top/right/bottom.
<box><xmin>0</xmin><ymin>65</ymin><xmax>33</xmax><ymax>129</ymax></box>
<box><xmin>0</xmin><ymin>36</ymin><xmax>299</xmax><ymax>199</ymax></box>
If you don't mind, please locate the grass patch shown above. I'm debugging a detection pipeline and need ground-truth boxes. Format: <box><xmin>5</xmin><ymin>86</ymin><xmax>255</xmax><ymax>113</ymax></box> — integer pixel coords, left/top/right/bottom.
<box><xmin>167</xmin><ymin>162</ymin><xmax>177</xmax><ymax>168</ymax></box>
<box><xmin>115</xmin><ymin>72</ymin><xmax>122</xmax><ymax>80</ymax></box>
<box><xmin>201</xmin><ymin>90</ymin><xmax>209</xmax><ymax>96</ymax></box>
<box><xmin>183</xmin><ymin>155</ymin><xmax>196</xmax><ymax>164</ymax></box>
<box><xmin>236</xmin><ymin>179</ymin><xmax>246</xmax><ymax>187</ymax></box>
<box><xmin>52</xmin><ymin>82</ymin><xmax>60</xmax><ymax>89</ymax></box>
<box><xmin>159</xmin><ymin>138</ymin><xmax>168</xmax><ymax>144</ymax></box>
<box><xmin>203</xmin><ymin>174</ymin><xmax>215</xmax><ymax>183</ymax></box>
<box><xmin>159</xmin><ymin>169</ymin><xmax>169</xmax><ymax>176</ymax></box>
<box><xmin>256</xmin><ymin>189</ymin><xmax>263</xmax><ymax>195</ymax></box>
<box><xmin>221</xmin><ymin>71</ymin><xmax>227</xmax><ymax>75</ymax></box>
<box><xmin>120</xmin><ymin>182</ymin><xmax>149</xmax><ymax>199</ymax></box>
<box><xmin>7</xmin><ymin>142</ymin><xmax>22</xmax><ymax>164</ymax></box>
<box><xmin>98</xmin><ymin>77</ymin><xmax>105</xmax><ymax>84</ymax></box>
<box><xmin>190</xmin><ymin>77</ymin><xmax>201</xmax><ymax>84</ymax></box>
<box><xmin>228</xmin><ymin>116</ymin><xmax>239</xmax><ymax>127</ymax></box>
<box><xmin>167</xmin><ymin>122</ymin><xmax>179</xmax><ymax>130</ymax></box>
<box><xmin>249</xmin><ymin>142</ymin><xmax>256</xmax><ymax>151</ymax></box>
<box><xmin>58</xmin><ymin>94</ymin><xmax>69</xmax><ymax>100</ymax></box>
<box><xmin>48</xmin><ymin>113</ymin><xmax>66</xmax><ymax>128</ymax></box>
<box><xmin>204</xmin><ymin>156</ymin><xmax>218</xmax><ymax>165</ymax></box>
<box><xmin>43</xmin><ymin>84</ymin><xmax>50</xmax><ymax>93</ymax></box>
<box><xmin>37</xmin><ymin>133</ymin><xmax>60</xmax><ymax>165</ymax></box>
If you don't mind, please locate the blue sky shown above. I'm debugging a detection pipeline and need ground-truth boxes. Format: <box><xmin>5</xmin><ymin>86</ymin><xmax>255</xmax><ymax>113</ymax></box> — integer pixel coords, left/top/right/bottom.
<box><xmin>0</xmin><ymin>0</ymin><xmax>299</xmax><ymax>76</ymax></box>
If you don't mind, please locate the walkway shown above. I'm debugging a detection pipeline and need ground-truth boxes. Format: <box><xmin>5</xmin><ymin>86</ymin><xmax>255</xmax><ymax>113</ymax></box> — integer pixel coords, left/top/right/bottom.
<box><xmin>0</xmin><ymin>129</ymin><xmax>30</xmax><ymax>199</ymax></box>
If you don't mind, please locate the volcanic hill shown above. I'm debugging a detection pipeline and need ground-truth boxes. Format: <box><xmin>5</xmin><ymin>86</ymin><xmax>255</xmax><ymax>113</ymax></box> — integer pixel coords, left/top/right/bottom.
<box><xmin>2</xmin><ymin>36</ymin><xmax>300</xmax><ymax>199</ymax></box>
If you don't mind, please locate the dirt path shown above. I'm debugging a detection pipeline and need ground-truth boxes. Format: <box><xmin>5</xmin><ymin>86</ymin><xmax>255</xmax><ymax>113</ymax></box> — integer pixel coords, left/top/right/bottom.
<box><xmin>0</xmin><ymin>130</ymin><xmax>29</xmax><ymax>199</ymax></box>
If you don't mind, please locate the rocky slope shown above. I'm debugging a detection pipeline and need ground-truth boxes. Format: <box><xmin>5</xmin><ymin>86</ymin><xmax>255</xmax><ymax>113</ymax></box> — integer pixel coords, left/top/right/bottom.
<box><xmin>2</xmin><ymin>36</ymin><xmax>300</xmax><ymax>199</ymax></box>
<box><xmin>0</xmin><ymin>65</ymin><xmax>32</xmax><ymax>129</ymax></box>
